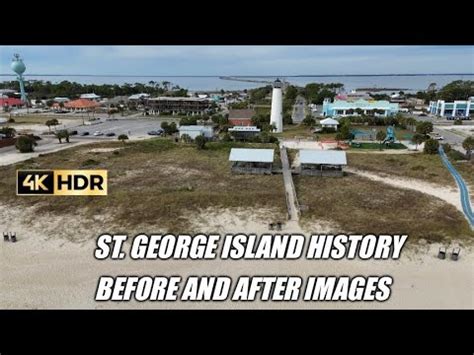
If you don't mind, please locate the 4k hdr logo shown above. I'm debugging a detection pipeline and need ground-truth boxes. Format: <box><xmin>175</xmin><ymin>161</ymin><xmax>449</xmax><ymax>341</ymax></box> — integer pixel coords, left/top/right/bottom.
<box><xmin>17</xmin><ymin>170</ymin><xmax>108</xmax><ymax>196</ymax></box>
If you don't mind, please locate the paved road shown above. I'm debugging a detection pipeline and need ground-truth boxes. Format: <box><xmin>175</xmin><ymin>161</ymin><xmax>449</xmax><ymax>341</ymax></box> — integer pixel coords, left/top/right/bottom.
<box><xmin>432</xmin><ymin>126</ymin><xmax>470</xmax><ymax>153</ymax></box>
<box><xmin>439</xmin><ymin>146</ymin><xmax>474</xmax><ymax>228</ymax></box>
<box><xmin>279</xmin><ymin>145</ymin><xmax>300</xmax><ymax>221</ymax></box>
<box><xmin>292</xmin><ymin>96</ymin><xmax>306</xmax><ymax>124</ymax></box>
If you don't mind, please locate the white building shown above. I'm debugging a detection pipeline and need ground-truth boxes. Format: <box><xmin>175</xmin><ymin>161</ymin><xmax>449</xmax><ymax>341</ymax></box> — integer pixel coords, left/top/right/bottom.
<box><xmin>80</xmin><ymin>93</ymin><xmax>101</xmax><ymax>101</ymax></box>
<box><xmin>178</xmin><ymin>125</ymin><xmax>214</xmax><ymax>140</ymax></box>
<box><xmin>128</xmin><ymin>93</ymin><xmax>150</xmax><ymax>100</ymax></box>
<box><xmin>428</xmin><ymin>98</ymin><xmax>473</xmax><ymax>118</ymax></box>
<box><xmin>319</xmin><ymin>118</ymin><xmax>339</xmax><ymax>130</ymax></box>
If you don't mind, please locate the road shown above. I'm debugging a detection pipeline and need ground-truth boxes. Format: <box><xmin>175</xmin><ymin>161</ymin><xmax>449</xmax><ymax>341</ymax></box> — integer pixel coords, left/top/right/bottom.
<box><xmin>0</xmin><ymin>117</ymin><xmax>176</xmax><ymax>166</ymax></box>
<box><xmin>439</xmin><ymin>146</ymin><xmax>474</xmax><ymax>228</ymax></box>
<box><xmin>279</xmin><ymin>145</ymin><xmax>300</xmax><ymax>221</ymax></box>
<box><xmin>291</xmin><ymin>96</ymin><xmax>306</xmax><ymax>124</ymax></box>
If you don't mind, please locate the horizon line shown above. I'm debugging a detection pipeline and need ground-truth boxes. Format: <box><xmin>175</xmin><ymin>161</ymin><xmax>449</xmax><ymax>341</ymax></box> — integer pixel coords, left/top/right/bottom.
<box><xmin>0</xmin><ymin>73</ymin><xmax>473</xmax><ymax>78</ymax></box>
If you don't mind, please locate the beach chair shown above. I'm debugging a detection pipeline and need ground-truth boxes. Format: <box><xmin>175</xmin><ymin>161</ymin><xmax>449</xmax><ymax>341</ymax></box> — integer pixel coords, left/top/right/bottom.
<box><xmin>3</xmin><ymin>232</ymin><xmax>9</xmax><ymax>242</ymax></box>
<box><xmin>269</xmin><ymin>223</ymin><xmax>275</xmax><ymax>231</ymax></box>
<box><xmin>451</xmin><ymin>247</ymin><xmax>460</xmax><ymax>261</ymax></box>
<box><xmin>10</xmin><ymin>232</ymin><xmax>16</xmax><ymax>243</ymax></box>
<box><xmin>438</xmin><ymin>247</ymin><xmax>446</xmax><ymax>259</ymax></box>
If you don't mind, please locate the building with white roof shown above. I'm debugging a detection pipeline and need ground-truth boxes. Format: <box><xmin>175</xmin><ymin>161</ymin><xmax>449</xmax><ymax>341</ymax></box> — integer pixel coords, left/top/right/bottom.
<box><xmin>128</xmin><ymin>93</ymin><xmax>150</xmax><ymax>100</ymax></box>
<box><xmin>229</xmin><ymin>148</ymin><xmax>274</xmax><ymax>175</ymax></box>
<box><xmin>299</xmin><ymin>149</ymin><xmax>347</xmax><ymax>177</ymax></box>
<box><xmin>80</xmin><ymin>93</ymin><xmax>101</xmax><ymax>101</ymax></box>
<box><xmin>319</xmin><ymin>118</ymin><xmax>339</xmax><ymax>130</ymax></box>
<box><xmin>178</xmin><ymin>125</ymin><xmax>214</xmax><ymax>140</ymax></box>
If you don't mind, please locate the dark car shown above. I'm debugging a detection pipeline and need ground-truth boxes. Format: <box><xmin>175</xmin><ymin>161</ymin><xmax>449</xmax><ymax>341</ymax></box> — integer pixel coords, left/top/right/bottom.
<box><xmin>80</xmin><ymin>132</ymin><xmax>90</xmax><ymax>136</ymax></box>
<box><xmin>69</xmin><ymin>130</ymin><xmax>78</xmax><ymax>135</ymax></box>
<box><xmin>106</xmin><ymin>132</ymin><xmax>116</xmax><ymax>137</ymax></box>
<box><xmin>147</xmin><ymin>130</ymin><xmax>159</xmax><ymax>136</ymax></box>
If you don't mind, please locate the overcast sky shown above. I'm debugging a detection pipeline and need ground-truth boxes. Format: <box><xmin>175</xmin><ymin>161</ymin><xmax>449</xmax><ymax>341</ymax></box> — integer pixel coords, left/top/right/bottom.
<box><xmin>0</xmin><ymin>46</ymin><xmax>473</xmax><ymax>76</ymax></box>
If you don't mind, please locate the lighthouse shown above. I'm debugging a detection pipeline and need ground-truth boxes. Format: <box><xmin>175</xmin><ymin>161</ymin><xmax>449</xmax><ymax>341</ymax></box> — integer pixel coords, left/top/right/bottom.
<box><xmin>270</xmin><ymin>78</ymin><xmax>283</xmax><ymax>133</ymax></box>
<box><xmin>11</xmin><ymin>54</ymin><xmax>28</xmax><ymax>103</ymax></box>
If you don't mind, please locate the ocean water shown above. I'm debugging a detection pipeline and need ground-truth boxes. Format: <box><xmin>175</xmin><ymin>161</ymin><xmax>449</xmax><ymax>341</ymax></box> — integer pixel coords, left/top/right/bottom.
<box><xmin>0</xmin><ymin>74</ymin><xmax>473</xmax><ymax>92</ymax></box>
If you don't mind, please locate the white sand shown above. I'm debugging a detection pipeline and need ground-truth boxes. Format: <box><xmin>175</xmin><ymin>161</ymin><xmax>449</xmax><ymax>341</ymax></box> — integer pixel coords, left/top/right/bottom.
<box><xmin>1</xmin><ymin>204</ymin><xmax>472</xmax><ymax>309</ymax></box>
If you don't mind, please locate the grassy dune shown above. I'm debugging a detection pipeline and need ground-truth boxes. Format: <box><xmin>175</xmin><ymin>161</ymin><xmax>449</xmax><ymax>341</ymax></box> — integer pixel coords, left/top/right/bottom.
<box><xmin>0</xmin><ymin>139</ymin><xmax>286</xmax><ymax>232</ymax></box>
<box><xmin>295</xmin><ymin>174</ymin><xmax>474</xmax><ymax>242</ymax></box>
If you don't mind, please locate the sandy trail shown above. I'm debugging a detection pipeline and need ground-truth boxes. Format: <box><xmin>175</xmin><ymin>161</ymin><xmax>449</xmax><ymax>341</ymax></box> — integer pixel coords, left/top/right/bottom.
<box><xmin>1</xmin><ymin>204</ymin><xmax>472</xmax><ymax>309</ymax></box>
<box><xmin>346</xmin><ymin>168</ymin><xmax>462</xmax><ymax>212</ymax></box>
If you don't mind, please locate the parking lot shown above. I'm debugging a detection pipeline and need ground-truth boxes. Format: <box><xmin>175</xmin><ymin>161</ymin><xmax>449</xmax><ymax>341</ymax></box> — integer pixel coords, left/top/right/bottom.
<box><xmin>73</xmin><ymin>118</ymin><xmax>173</xmax><ymax>140</ymax></box>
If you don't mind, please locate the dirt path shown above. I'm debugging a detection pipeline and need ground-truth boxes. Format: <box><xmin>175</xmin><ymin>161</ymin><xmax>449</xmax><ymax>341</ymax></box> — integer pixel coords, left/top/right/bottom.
<box><xmin>346</xmin><ymin>167</ymin><xmax>462</xmax><ymax>212</ymax></box>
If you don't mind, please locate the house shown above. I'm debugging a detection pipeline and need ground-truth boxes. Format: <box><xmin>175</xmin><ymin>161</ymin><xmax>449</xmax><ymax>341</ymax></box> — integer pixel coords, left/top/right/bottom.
<box><xmin>428</xmin><ymin>99</ymin><xmax>473</xmax><ymax>119</ymax></box>
<box><xmin>319</xmin><ymin>118</ymin><xmax>339</xmax><ymax>130</ymax></box>
<box><xmin>178</xmin><ymin>125</ymin><xmax>214</xmax><ymax>140</ymax></box>
<box><xmin>299</xmin><ymin>150</ymin><xmax>347</xmax><ymax>177</ymax></box>
<box><xmin>229</xmin><ymin>148</ymin><xmax>274</xmax><ymax>175</ymax></box>
<box><xmin>64</xmin><ymin>99</ymin><xmax>100</xmax><ymax>112</ymax></box>
<box><xmin>228</xmin><ymin>126</ymin><xmax>261</xmax><ymax>140</ymax></box>
<box><xmin>322</xmin><ymin>98</ymin><xmax>399</xmax><ymax>117</ymax></box>
<box><xmin>228</xmin><ymin>109</ymin><xmax>256</xmax><ymax>126</ymax></box>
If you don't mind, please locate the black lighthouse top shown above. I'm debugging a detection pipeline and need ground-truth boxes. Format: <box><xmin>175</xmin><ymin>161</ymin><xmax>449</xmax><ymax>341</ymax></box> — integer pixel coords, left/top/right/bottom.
<box><xmin>273</xmin><ymin>78</ymin><xmax>282</xmax><ymax>88</ymax></box>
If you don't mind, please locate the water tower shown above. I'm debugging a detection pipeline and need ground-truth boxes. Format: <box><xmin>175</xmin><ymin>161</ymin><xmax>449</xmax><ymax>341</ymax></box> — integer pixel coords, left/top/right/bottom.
<box><xmin>270</xmin><ymin>78</ymin><xmax>283</xmax><ymax>133</ymax></box>
<box><xmin>11</xmin><ymin>53</ymin><xmax>28</xmax><ymax>103</ymax></box>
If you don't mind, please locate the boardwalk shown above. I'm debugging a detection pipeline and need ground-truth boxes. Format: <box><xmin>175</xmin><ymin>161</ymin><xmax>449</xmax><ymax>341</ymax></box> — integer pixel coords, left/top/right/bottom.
<box><xmin>280</xmin><ymin>145</ymin><xmax>300</xmax><ymax>221</ymax></box>
<box><xmin>439</xmin><ymin>146</ymin><xmax>474</xmax><ymax>228</ymax></box>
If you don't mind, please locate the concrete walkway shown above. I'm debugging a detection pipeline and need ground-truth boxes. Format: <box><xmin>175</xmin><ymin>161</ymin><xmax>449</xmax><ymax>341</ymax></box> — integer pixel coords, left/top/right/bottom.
<box><xmin>439</xmin><ymin>146</ymin><xmax>474</xmax><ymax>228</ymax></box>
<box><xmin>279</xmin><ymin>145</ymin><xmax>300</xmax><ymax>221</ymax></box>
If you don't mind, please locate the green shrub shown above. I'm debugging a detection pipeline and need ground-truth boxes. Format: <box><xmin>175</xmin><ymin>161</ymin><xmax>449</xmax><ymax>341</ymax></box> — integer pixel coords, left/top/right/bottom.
<box><xmin>423</xmin><ymin>139</ymin><xmax>439</xmax><ymax>154</ymax></box>
<box><xmin>447</xmin><ymin>150</ymin><xmax>466</xmax><ymax>161</ymax></box>
<box><xmin>15</xmin><ymin>135</ymin><xmax>37</xmax><ymax>153</ymax></box>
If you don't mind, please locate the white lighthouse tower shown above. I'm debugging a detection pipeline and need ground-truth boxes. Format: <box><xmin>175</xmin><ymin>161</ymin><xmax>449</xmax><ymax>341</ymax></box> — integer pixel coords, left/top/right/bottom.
<box><xmin>270</xmin><ymin>78</ymin><xmax>283</xmax><ymax>133</ymax></box>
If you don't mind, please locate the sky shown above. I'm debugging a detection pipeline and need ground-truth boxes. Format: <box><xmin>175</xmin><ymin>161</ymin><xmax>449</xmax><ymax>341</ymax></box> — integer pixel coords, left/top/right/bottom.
<box><xmin>0</xmin><ymin>46</ymin><xmax>473</xmax><ymax>76</ymax></box>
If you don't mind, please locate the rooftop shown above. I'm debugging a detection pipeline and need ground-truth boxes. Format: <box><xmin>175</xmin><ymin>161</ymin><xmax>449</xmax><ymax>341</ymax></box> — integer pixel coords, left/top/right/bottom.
<box><xmin>228</xmin><ymin>109</ymin><xmax>256</xmax><ymax>119</ymax></box>
<box><xmin>179</xmin><ymin>125</ymin><xmax>213</xmax><ymax>131</ymax></box>
<box><xmin>229</xmin><ymin>148</ymin><xmax>274</xmax><ymax>163</ymax></box>
<box><xmin>320</xmin><ymin>118</ymin><xmax>339</xmax><ymax>125</ymax></box>
<box><xmin>228</xmin><ymin>126</ymin><xmax>260</xmax><ymax>132</ymax></box>
<box><xmin>299</xmin><ymin>150</ymin><xmax>347</xmax><ymax>165</ymax></box>
<box><xmin>148</xmin><ymin>97</ymin><xmax>210</xmax><ymax>102</ymax></box>
<box><xmin>326</xmin><ymin>99</ymin><xmax>399</xmax><ymax>109</ymax></box>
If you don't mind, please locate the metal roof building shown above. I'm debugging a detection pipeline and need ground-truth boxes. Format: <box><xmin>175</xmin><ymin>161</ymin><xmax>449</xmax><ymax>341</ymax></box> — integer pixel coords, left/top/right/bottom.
<box><xmin>299</xmin><ymin>150</ymin><xmax>347</xmax><ymax>177</ymax></box>
<box><xmin>179</xmin><ymin>125</ymin><xmax>214</xmax><ymax>139</ymax></box>
<box><xmin>229</xmin><ymin>148</ymin><xmax>274</xmax><ymax>162</ymax></box>
<box><xmin>229</xmin><ymin>148</ymin><xmax>275</xmax><ymax>174</ymax></box>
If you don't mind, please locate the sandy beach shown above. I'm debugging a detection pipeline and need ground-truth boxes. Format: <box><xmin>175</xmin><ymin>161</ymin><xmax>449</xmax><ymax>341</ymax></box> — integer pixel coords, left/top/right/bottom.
<box><xmin>1</xmin><ymin>204</ymin><xmax>472</xmax><ymax>309</ymax></box>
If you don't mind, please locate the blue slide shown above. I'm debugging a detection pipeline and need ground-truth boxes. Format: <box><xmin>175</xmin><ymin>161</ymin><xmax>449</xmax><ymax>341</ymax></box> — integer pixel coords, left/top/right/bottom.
<box><xmin>439</xmin><ymin>146</ymin><xmax>474</xmax><ymax>228</ymax></box>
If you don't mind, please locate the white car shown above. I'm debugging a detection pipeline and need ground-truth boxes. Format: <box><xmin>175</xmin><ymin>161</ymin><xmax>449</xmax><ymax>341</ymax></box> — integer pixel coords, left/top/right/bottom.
<box><xmin>93</xmin><ymin>131</ymin><xmax>104</xmax><ymax>136</ymax></box>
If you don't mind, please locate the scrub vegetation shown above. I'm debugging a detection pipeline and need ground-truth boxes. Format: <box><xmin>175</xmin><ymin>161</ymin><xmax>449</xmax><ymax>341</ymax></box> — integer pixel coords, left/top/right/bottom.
<box><xmin>0</xmin><ymin>138</ymin><xmax>286</xmax><ymax>232</ymax></box>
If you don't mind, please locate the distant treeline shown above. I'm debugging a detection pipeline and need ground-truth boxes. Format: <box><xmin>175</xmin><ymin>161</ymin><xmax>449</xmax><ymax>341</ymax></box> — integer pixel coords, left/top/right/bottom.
<box><xmin>0</xmin><ymin>80</ymin><xmax>188</xmax><ymax>99</ymax></box>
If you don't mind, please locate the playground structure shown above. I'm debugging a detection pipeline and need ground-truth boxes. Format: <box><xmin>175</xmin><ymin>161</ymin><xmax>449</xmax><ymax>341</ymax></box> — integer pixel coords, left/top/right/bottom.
<box><xmin>382</xmin><ymin>125</ymin><xmax>396</xmax><ymax>145</ymax></box>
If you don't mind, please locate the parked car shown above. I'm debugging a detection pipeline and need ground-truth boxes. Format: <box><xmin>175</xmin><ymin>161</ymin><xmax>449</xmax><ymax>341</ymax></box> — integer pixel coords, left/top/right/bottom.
<box><xmin>93</xmin><ymin>131</ymin><xmax>104</xmax><ymax>136</ymax></box>
<box><xmin>147</xmin><ymin>130</ymin><xmax>159</xmax><ymax>136</ymax></box>
<box><xmin>69</xmin><ymin>130</ymin><xmax>78</xmax><ymax>135</ymax></box>
<box><xmin>105</xmin><ymin>132</ymin><xmax>116</xmax><ymax>137</ymax></box>
<box><xmin>80</xmin><ymin>131</ymin><xmax>90</xmax><ymax>136</ymax></box>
